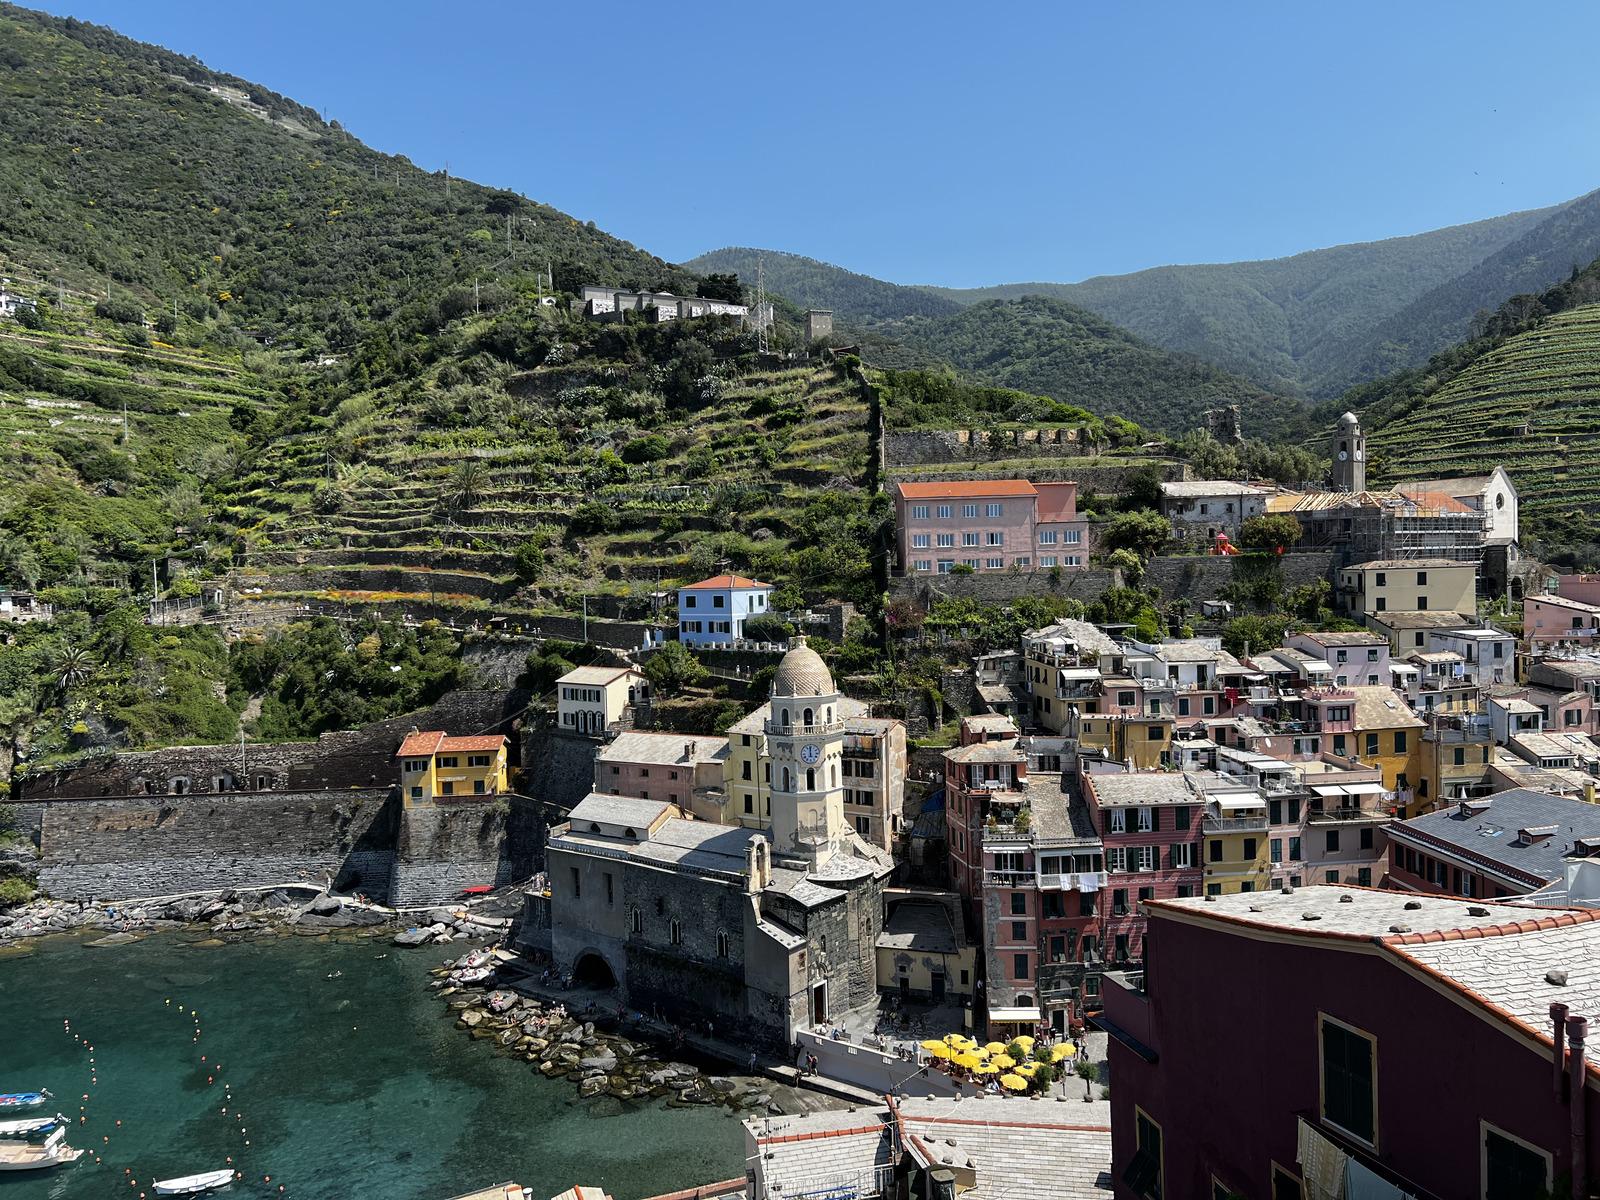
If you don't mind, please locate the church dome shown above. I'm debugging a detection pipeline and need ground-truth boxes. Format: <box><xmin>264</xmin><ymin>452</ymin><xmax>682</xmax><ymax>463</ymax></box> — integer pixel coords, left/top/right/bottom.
<box><xmin>772</xmin><ymin>636</ymin><xmax>835</xmax><ymax>697</ymax></box>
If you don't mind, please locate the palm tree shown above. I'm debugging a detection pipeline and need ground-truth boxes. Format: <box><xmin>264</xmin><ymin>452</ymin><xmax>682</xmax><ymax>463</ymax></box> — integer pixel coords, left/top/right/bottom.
<box><xmin>444</xmin><ymin>460</ymin><xmax>488</xmax><ymax>510</ymax></box>
<box><xmin>54</xmin><ymin>645</ymin><xmax>96</xmax><ymax>693</ymax></box>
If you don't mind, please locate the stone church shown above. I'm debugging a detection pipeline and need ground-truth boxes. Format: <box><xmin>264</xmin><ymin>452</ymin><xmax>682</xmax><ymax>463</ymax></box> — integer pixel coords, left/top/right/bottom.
<box><xmin>537</xmin><ymin>639</ymin><xmax>893</xmax><ymax>1048</ymax></box>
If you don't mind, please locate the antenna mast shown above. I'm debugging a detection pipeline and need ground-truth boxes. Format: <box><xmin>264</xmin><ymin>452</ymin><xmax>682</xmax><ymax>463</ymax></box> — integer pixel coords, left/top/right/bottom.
<box><xmin>755</xmin><ymin>255</ymin><xmax>768</xmax><ymax>356</ymax></box>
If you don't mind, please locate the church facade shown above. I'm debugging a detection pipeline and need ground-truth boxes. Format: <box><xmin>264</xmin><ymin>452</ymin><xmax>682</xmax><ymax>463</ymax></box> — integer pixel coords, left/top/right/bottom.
<box><xmin>537</xmin><ymin>638</ymin><xmax>894</xmax><ymax>1048</ymax></box>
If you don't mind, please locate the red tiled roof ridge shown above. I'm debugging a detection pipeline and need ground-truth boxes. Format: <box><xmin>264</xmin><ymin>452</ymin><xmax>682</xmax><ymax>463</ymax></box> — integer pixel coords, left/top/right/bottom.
<box><xmin>1383</xmin><ymin>908</ymin><xmax>1600</xmax><ymax>945</ymax></box>
<box><xmin>682</xmin><ymin>574</ymin><xmax>770</xmax><ymax>589</ymax></box>
<box><xmin>396</xmin><ymin>731</ymin><xmax>504</xmax><ymax>756</ymax></box>
<box><xmin>1386</xmin><ymin>822</ymin><xmax>1553</xmax><ymax>888</ymax></box>
<box><xmin>756</xmin><ymin>1123</ymin><xmax>887</xmax><ymax>1144</ymax></box>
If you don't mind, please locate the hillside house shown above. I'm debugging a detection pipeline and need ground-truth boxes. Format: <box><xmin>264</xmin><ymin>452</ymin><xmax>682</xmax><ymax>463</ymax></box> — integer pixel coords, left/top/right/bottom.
<box><xmin>579</xmin><ymin>285</ymin><xmax>748</xmax><ymax>322</ymax></box>
<box><xmin>1158</xmin><ymin>480</ymin><xmax>1272</xmax><ymax>543</ymax></box>
<box><xmin>676</xmin><ymin>574</ymin><xmax>774</xmax><ymax>646</ymax></box>
<box><xmin>556</xmin><ymin>666</ymin><xmax>649</xmax><ymax>735</ymax></box>
<box><xmin>396</xmin><ymin>731</ymin><xmax>508</xmax><ymax>805</ymax></box>
<box><xmin>594</xmin><ymin>731</ymin><xmax>729</xmax><ymax>821</ymax></box>
<box><xmin>1334</xmin><ymin>558</ymin><xmax>1477</xmax><ymax>618</ymax></box>
<box><xmin>1284</xmin><ymin>630</ymin><xmax>1389</xmax><ymax>688</ymax></box>
<box><xmin>1364</xmin><ymin>607</ymin><xmax>1478</xmax><ymax>650</ymax></box>
<box><xmin>1269</xmin><ymin>489</ymin><xmax>1488</xmax><ymax>562</ymax></box>
<box><xmin>893</xmin><ymin>479</ymin><xmax>1088</xmax><ymax>574</ymax></box>
<box><xmin>1525</xmin><ymin>592</ymin><xmax>1600</xmax><ymax>646</ymax></box>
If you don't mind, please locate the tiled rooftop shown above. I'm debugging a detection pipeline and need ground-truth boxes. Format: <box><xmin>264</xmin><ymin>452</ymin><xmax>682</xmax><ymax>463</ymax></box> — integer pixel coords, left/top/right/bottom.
<box><xmin>1085</xmin><ymin>773</ymin><xmax>1196</xmax><ymax>808</ymax></box>
<box><xmin>1390</xmin><ymin>787</ymin><xmax>1600</xmax><ymax>885</ymax></box>
<box><xmin>1152</xmin><ymin>884</ymin><xmax>1543</xmax><ymax>938</ymax></box>
<box><xmin>894</xmin><ymin>1096</ymin><xmax>1113</xmax><ymax>1200</ymax></box>
<box><xmin>877</xmin><ymin>900</ymin><xmax>960</xmax><ymax>953</ymax></box>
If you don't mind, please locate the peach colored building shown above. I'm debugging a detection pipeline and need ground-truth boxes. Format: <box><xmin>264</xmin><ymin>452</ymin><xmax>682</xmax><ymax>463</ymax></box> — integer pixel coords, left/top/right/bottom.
<box><xmin>894</xmin><ymin>479</ymin><xmax>1089</xmax><ymax>574</ymax></box>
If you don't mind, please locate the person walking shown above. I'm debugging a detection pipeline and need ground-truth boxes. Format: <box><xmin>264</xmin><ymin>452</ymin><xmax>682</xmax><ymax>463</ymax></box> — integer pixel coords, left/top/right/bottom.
<box><xmin>748</xmin><ymin>1051</ymin><xmax>758</xmax><ymax>1074</ymax></box>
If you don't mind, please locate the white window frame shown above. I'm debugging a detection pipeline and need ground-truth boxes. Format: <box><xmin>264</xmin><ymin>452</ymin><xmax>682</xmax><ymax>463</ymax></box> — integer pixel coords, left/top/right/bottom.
<box><xmin>1065</xmin><ymin>529</ymin><xmax>1082</xmax><ymax>544</ymax></box>
<box><xmin>1039</xmin><ymin>530</ymin><xmax>1058</xmax><ymax>545</ymax></box>
<box><xmin>936</xmin><ymin>504</ymin><xmax>953</xmax><ymax>518</ymax></box>
<box><xmin>1109</xmin><ymin>809</ymin><xmax>1127</xmax><ymax>833</ymax></box>
<box><xmin>1479</xmin><ymin>1120</ymin><xmax>1551</xmax><ymax>1200</ymax></box>
<box><xmin>986</xmin><ymin>503</ymin><xmax>1003</xmax><ymax>517</ymax></box>
<box><xmin>911</xmin><ymin>533</ymin><xmax>930</xmax><ymax>548</ymax></box>
<box><xmin>913</xmin><ymin>559</ymin><xmax>932</xmax><ymax>572</ymax></box>
<box><xmin>912</xmin><ymin>505</ymin><xmax>930</xmax><ymax>519</ymax></box>
<box><xmin>936</xmin><ymin>533</ymin><xmax>955</xmax><ymax>547</ymax></box>
<box><xmin>962</xmin><ymin>503</ymin><xmax>979</xmax><ymax>518</ymax></box>
<box><xmin>1039</xmin><ymin>556</ymin><xmax>1058</xmax><ymax>567</ymax></box>
<box><xmin>987</xmin><ymin>532</ymin><xmax>1004</xmax><ymax>546</ymax></box>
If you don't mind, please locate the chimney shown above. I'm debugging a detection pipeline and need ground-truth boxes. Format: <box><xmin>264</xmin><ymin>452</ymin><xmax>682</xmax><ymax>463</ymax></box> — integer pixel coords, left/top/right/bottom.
<box><xmin>1570</xmin><ymin>1015</ymin><xmax>1589</xmax><ymax>1194</ymax></box>
<box><xmin>1587</xmin><ymin>780</ymin><xmax>1596</xmax><ymax>805</ymax></box>
<box><xmin>685</xmin><ymin>742</ymin><xmax>694</xmax><ymax>762</ymax></box>
<box><xmin>1554</xmin><ymin>1003</ymin><xmax>1570</xmax><ymax>1102</ymax></box>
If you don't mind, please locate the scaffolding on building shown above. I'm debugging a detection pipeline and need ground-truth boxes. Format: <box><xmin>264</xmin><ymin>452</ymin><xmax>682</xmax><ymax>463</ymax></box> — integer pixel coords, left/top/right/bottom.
<box><xmin>1269</xmin><ymin>489</ymin><xmax>1488</xmax><ymax>563</ymax></box>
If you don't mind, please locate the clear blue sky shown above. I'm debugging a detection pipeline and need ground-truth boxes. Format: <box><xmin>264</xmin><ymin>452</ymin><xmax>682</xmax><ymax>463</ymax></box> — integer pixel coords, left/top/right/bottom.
<box><xmin>39</xmin><ymin>0</ymin><xmax>1600</xmax><ymax>288</ymax></box>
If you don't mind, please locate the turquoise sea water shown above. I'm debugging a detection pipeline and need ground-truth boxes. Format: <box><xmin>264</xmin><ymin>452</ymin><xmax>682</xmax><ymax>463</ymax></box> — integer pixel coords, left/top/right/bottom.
<box><xmin>0</xmin><ymin>931</ymin><xmax>744</xmax><ymax>1200</ymax></box>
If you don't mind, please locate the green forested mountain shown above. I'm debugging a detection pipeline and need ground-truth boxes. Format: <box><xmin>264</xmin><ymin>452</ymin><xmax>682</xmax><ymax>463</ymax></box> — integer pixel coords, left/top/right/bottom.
<box><xmin>0</xmin><ymin>3</ymin><xmax>692</xmax><ymax>348</ymax></box>
<box><xmin>887</xmin><ymin>295</ymin><xmax>1313</xmax><ymax>439</ymax></box>
<box><xmin>710</xmin><ymin>197</ymin><xmax>1600</xmax><ymax>401</ymax></box>
<box><xmin>922</xmin><ymin>206</ymin><xmax>1561</xmax><ymax>397</ymax></box>
<box><xmin>681</xmin><ymin>247</ymin><xmax>965</xmax><ymax>324</ymax></box>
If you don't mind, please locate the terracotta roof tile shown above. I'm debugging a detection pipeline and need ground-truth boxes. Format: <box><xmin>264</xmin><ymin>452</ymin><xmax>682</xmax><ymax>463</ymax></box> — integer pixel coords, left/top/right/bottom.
<box><xmin>681</xmin><ymin>574</ymin><xmax>770</xmax><ymax>590</ymax></box>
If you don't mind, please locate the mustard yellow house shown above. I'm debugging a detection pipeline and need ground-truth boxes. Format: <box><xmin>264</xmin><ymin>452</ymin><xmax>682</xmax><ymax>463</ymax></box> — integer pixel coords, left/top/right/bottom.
<box><xmin>397</xmin><ymin>731</ymin><xmax>509</xmax><ymax>805</ymax></box>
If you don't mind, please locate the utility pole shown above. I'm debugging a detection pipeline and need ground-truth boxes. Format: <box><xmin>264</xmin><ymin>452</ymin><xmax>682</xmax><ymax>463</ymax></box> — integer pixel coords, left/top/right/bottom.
<box><xmin>474</xmin><ymin>277</ymin><xmax>479</xmax><ymax>313</ymax></box>
<box><xmin>444</xmin><ymin>161</ymin><xmax>450</xmax><ymax>199</ymax></box>
<box><xmin>755</xmin><ymin>255</ymin><xmax>768</xmax><ymax>355</ymax></box>
<box><xmin>239</xmin><ymin>727</ymin><xmax>246</xmax><ymax>780</ymax></box>
<box><xmin>583</xmin><ymin>594</ymin><xmax>588</xmax><ymax>645</ymax></box>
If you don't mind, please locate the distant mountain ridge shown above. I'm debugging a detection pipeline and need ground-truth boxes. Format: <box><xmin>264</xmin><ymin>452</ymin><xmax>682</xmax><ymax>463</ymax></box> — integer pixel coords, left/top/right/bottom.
<box><xmin>692</xmin><ymin>195</ymin><xmax>1600</xmax><ymax>399</ymax></box>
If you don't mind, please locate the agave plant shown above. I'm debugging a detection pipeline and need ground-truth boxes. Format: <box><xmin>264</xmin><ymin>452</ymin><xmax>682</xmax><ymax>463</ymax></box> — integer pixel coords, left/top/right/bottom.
<box><xmin>53</xmin><ymin>644</ymin><xmax>97</xmax><ymax>693</ymax></box>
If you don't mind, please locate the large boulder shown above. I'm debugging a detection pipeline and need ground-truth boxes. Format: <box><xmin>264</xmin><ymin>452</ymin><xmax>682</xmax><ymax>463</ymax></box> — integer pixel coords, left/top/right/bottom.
<box><xmin>578</xmin><ymin>1076</ymin><xmax>606</xmax><ymax>1098</ymax></box>
<box><xmin>578</xmin><ymin>1052</ymin><xmax>618</xmax><ymax>1073</ymax></box>
<box><xmin>0</xmin><ymin>842</ymin><xmax>38</xmax><ymax>879</ymax></box>
<box><xmin>393</xmin><ymin>927</ymin><xmax>433</xmax><ymax>948</ymax></box>
<box><xmin>307</xmin><ymin>895</ymin><xmax>342</xmax><ymax>916</ymax></box>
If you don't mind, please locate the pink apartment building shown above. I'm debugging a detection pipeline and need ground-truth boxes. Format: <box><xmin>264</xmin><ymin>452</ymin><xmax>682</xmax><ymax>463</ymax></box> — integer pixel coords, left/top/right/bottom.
<box><xmin>894</xmin><ymin>479</ymin><xmax>1089</xmax><ymax>574</ymax></box>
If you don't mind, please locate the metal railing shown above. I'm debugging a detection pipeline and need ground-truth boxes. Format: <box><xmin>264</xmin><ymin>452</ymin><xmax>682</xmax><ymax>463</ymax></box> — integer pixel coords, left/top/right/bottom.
<box><xmin>1202</xmin><ymin>815</ymin><xmax>1269</xmax><ymax>833</ymax></box>
<box><xmin>983</xmin><ymin>869</ymin><xmax>1037</xmax><ymax>887</ymax></box>
<box><xmin>1307</xmin><ymin>805</ymin><xmax>1385</xmax><ymax>823</ymax></box>
<box><xmin>763</xmin><ymin>719</ymin><xmax>846</xmax><ymax>737</ymax></box>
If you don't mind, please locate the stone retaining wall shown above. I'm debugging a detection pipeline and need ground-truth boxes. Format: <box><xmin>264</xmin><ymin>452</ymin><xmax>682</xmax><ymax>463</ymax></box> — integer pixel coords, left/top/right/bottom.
<box><xmin>890</xmin><ymin>568</ymin><xmax>1119</xmax><ymax>608</ymax></box>
<box><xmin>27</xmin><ymin>788</ymin><xmax>399</xmax><ymax>902</ymax></box>
<box><xmin>1140</xmin><ymin>552</ymin><xmax>1338</xmax><ymax>605</ymax></box>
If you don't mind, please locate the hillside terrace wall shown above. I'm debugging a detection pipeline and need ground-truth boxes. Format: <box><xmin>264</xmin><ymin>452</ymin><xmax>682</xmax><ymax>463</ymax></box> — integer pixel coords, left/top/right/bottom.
<box><xmin>390</xmin><ymin>795</ymin><xmax>548</xmax><ymax>907</ymax></box>
<box><xmin>885</xmin><ymin>429</ymin><xmax>1087</xmax><ymax>464</ymax></box>
<box><xmin>886</xmin><ymin>462</ymin><xmax>1188</xmax><ymax>494</ymax></box>
<box><xmin>1140</xmin><ymin>552</ymin><xmax>1338</xmax><ymax>605</ymax></box>
<box><xmin>230</xmin><ymin>567</ymin><xmax>514</xmax><ymax>601</ymax></box>
<box><xmin>890</xmin><ymin>568</ymin><xmax>1119</xmax><ymax>608</ymax></box>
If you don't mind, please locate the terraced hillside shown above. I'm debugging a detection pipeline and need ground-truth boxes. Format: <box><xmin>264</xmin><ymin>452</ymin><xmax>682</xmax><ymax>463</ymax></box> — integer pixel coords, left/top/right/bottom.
<box><xmin>1367</xmin><ymin>304</ymin><xmax>1600</xmax><ymax>528</ymax></box>
<box><xmin>218</xmin><ymin>312</ymin><xmax>885</xmax><ymax>617</ymax></box>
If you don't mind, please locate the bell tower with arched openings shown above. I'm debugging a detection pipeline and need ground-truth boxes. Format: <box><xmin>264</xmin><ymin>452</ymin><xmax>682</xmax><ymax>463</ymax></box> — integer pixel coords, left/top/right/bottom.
<box><xmin>764</xmin><ymin>637</ymin><xmax>847</xmax><ymax>861</ymax></box>
<box><xmin>1332</xmin><ymin>410</ymin><xmax>1365</xmax><ymax>493</ymax></box>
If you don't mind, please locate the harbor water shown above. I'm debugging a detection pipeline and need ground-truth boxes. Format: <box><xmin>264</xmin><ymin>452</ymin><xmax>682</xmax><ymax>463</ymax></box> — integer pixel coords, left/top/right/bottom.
<box><xmin>0</xmin><ymin>930</ymin><xmax>744</xmax><ymax>1200</ymax></box>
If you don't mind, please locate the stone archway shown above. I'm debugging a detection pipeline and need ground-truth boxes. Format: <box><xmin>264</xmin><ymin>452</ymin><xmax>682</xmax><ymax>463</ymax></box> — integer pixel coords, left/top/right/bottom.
<box><xmin>573</xmin><ymin>951</ymin><xmax>617</xmax><ymax>989</ymax></box>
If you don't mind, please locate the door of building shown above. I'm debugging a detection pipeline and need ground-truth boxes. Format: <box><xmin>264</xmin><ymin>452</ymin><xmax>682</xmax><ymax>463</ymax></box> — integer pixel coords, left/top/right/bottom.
<box><xmin>931</xmin><ymin>973</ymin><xmax>946</xmax><ymax>1003</ymax></box>
<box><xmin>811</xmin><ymin>982</ymin><xmax>827</xmax><ymax>1026</ymax></box>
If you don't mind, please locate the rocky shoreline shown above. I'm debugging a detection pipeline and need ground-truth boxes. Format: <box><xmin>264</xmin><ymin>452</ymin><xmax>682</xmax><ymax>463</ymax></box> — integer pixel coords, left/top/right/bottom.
<box><xmin>430</xmin><ymin>962</ymin><xmax>781</xmax><ymax>1113</ymax></box>
<box><xmin>0</xmin><ymin>890</ymin><xmax>427</xmax><ymax>945</ymax></box>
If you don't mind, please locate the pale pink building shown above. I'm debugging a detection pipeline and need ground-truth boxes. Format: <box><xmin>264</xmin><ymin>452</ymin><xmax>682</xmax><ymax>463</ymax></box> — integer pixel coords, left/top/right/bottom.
<box><xmin>894</xmin><ymin>479</ymin><xmax>1089</xmax><ymax>574</ymax></box>
<box><xmin>1524</xmin><ymin>592</ymin><xmax>1600</xmax><ymax>645</ymax></box>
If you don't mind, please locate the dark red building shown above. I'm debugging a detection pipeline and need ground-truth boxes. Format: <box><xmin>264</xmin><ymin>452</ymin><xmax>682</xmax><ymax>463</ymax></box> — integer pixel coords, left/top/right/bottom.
<box><xmin>1103</xmin><ymin>885</ymin><xmax>1600</xmax><ymax>1199</ymax></box>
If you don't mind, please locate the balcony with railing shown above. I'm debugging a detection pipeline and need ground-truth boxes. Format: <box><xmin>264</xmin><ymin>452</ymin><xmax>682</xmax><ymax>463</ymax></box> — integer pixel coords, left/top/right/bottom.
<box><xmin>1056</xmin><ymin>682</ymin><xmax>1102</xmax><ymax>701</ymax></box>
<box><xmin>983</xmin><ymin>869</ymin><xmax>1037</xmax><ymax>888</ymax></box>
<box><xmin>1265</xmin><ymin>718</ymin><xmax>1323</xmax><ymax>736</ymax></box>
<box><xmin>1038</xmin><ymin>871</ymin><xmax>1106</xmax><ymax>892</ymax></box>
<box><xmin>764</xmin><ymin>718</ymin><xmax>847</xmax><ymax>737</ymax></box>
<box><xmin>1307</xmin><ymin>804</ymin><xmax>1387</xmax><ymax>824</ymax></box>
<box><xmin>1202</xmin><ymin>814</ymin><xmax>1270</xmax><ymax>833</ymax></box>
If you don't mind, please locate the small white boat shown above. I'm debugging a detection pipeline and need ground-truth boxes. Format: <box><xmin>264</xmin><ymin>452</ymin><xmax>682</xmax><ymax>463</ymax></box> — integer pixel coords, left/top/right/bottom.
<box><xmin>0</xmin><ymin>1113</ymin><xmax>65</xmax><ymax>1140</ymax></box>
<box><xmin>0</xmin><ymin>1127</ymin><xmax>84</xmax><ymax>1171</ymax></box>
<box><xmin>154</xmin><ymin>1167</ymin><xmax>237</xmax><ymax>1194</ymax></box>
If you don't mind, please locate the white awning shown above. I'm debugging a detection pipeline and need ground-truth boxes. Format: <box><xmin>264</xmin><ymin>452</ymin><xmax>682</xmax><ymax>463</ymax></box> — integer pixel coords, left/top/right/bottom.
<box><xmin>988</xmin><ymin>1007</ymin><xmax>1042</xmax><ymax>1023</ymax></box>
<box><xmin>1216</xmin><ymin>794</ymin><xmax>1265</xmax><ymax>810</ymax></box>
<box><xmin>1309</xmin><ymin>782</ymin><xmax>1388</xmax><ymax>797</ymax></box>
<box><xmin>1302</xmin><ymin>661</ymin><xmax>1332</xmax><ymax>674</ymax></box>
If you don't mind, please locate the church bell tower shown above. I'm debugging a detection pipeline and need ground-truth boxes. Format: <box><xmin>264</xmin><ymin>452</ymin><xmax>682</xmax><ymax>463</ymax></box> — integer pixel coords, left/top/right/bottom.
<box><xmin>1332</xmin><ymin>411</ymin><xmax>1365</xmax><ymax>493</ymax></box>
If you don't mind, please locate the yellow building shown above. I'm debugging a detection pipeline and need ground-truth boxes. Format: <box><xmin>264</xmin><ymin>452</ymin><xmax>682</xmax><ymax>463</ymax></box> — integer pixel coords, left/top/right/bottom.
<box><xmin>396</xmin><ymin>732</ymin><xmax>509</xmax><ymax>806</ymax></box>
<box><xmin>874</xmin><ymin>894</ymin><xmax>976</xmax><ymax>1003</ymax></box>
<box><xmin>556</xmin><ymin>666</ymin><xmax>649</xmax><ymax>736</ymax></box>
<box><xmin>1334</xmin><ymin>686</ymin><xmax>1426</xmax><ymax>805</ymax></box>
<box><xmin>1337</xmin><ymin>559</ymin><xmax>1477</xmax><ymax>618</ymax></box>
<box><xmin>1197</xmin><ymin>780</ymin><xmax>1272</xmax><ymax>895</ymax></box>
<box><xmin>1416</xmin><ymin>713</ymin><xmax>1494</xmax><ymax>811</ymax></box>
<box><xmin>1074</xmin><ymin>711</ymin><xmax>1173</xmax><ymax>769</ymax></box>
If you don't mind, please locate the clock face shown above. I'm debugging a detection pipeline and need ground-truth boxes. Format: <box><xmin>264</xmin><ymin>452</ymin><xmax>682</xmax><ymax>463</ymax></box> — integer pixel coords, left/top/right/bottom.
<box><xmin>1338</xmin><ymin>451</ymin><xmax>1348</xmax><ymax>461</ymax></box>
<box><xmin>800</xmin><ymin>744</ymin><xmax>820</xmax><ymax>764</ymax></box>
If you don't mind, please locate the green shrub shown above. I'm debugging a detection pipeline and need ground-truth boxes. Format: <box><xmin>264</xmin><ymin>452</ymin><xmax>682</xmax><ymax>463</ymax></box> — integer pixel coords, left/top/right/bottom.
<box><xmin>94</xmin><ymin>295</ymin><xmax>143</xmax><ymax>324</ymax></box>
<box><xmin>513</xmin><ymin>541</ymin><xmax>546</xmax><ymax>583</ymax></box>
<box><xmin>569</xmin><ymin>501</ymin><xmax>615</xmax><ymax>535</ymax></box>
<box><xmin>950</xmin><ymin>563</ymin><xmax>976</xmax><ymax>575</ymax></box>
<box><xmin>622</xmin><ymin>434</ymin><xmax>670</xmax><ymax>463</ymax></box>
<box><xmin>13</xmin><ymin>303</ymin><xmax>45</xmax><ymax>331</ymax></box>
<box><xmin>0</xmin><ymin>877</ymin><xmax>35</xmax><ymax>907</ymax></box>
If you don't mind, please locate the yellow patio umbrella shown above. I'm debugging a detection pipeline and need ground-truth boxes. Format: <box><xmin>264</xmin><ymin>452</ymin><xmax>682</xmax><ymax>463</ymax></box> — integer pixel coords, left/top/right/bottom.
<box><xmin>984</xmin><ymin>1041</ymin><xmax>1008</xmax><ymax>1055</ymax></box>
<box><xmin>1052</xmin><ymin>1044</ymin><xmax>1076</xmax><ymax>1062</ymax></box>
<box><xmin>952</xmin><ymin>1052</ymin><xmax>983</xmax><ymax>1069</ymax></box>
<box><xmin>920</xmin><ymin>1039</ymin><xmax>949</xmax><ymax>1053</ymax></box>
<box><xmin>1014</xmin><ymin>1062</ymin><xmax>1038</xmax><ymax>1076</ymax></box>
<box><xmin>1012</xmin><ymin>1034</ymin><xmax>1036</xmax><ymax>1046</ymax></box>
<box><xmin>969</xmin><ymin>1044</ymin><xmax>991</xmax><ymax>1058</ymax></box>
<box><xmin>972</xmin><ymin>1062</ymin><xmax>999</xmax><ymax>1075</ymax></box>
<box><xmin>999</xmin><ymin>1073</ymin><xmax>1028</xmax><ymax>1091</ymax></box>
<box><xmin>990</xmin><ymin>1053</ymin><xmax>1016</xmax><ymax>1069</ymax></box>
<box><xmin>943</xmin><ymin>1033</ymin><xmax>969</xmax><ymax>1047</ymax></box>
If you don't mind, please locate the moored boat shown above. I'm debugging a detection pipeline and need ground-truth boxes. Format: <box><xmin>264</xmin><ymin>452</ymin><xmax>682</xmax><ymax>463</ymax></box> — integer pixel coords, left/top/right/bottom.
<box><xmin>154</xmin><ymin>1167</ymin><xmax>238</xmax><ymax>1194</ymax></box>
<box><xmin>0</xmin><ymin>1126</ymin><xmax>84</xmax><ymax>1171</ymax></box>
<box><xmin>0</xmin><ymin>1113</ymin><xmax>66</xmax><ymax>1140</ymax></box>
<box><xmin>0</xmin><ymin>1091</ymin><xmax>50</xmax><ymax>1111</ymax></box>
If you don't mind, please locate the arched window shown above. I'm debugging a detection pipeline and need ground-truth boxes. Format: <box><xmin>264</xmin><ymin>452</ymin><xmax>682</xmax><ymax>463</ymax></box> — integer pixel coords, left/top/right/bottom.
<box><xmin>781</xmin><ymin>708</ymin><xmax>790</xmax><ymax>728</ymax></box>
<box><xmin>630</xmin><ymin>908</ymin><xmax>643</xmax><ymax>933</ymax></box>
<box><xmin>803</xmin><ymin>707</ymin><xmax>814</xmax><ymax>727</ymax></box>
<box><xmin>826</xmin><ymin>706</ymin><xmax>833</xmax><ymax>722</ymax></box>
<box><xmin>717</xmin><ymin>931</ymin><xmax>730</xmax><ymax>958</ymax></box>
<box><xmin>782</xmin><ymin>767</ymin><xmax>791</xmax><ymax>791</ymax></box>
<box><xmin>806</xmin><ymin>767</ymin><xmax>815</xmax><ymax>791</ymax></box>
<box><xmin>831</xmin><ymin>764</ymin><xmax>838</xmax><ymax>787</ymax></box>
<box><xmin>669</xmin><ymin>919</ymin><xmax>683</xmax><ymax>945</ymax></box>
